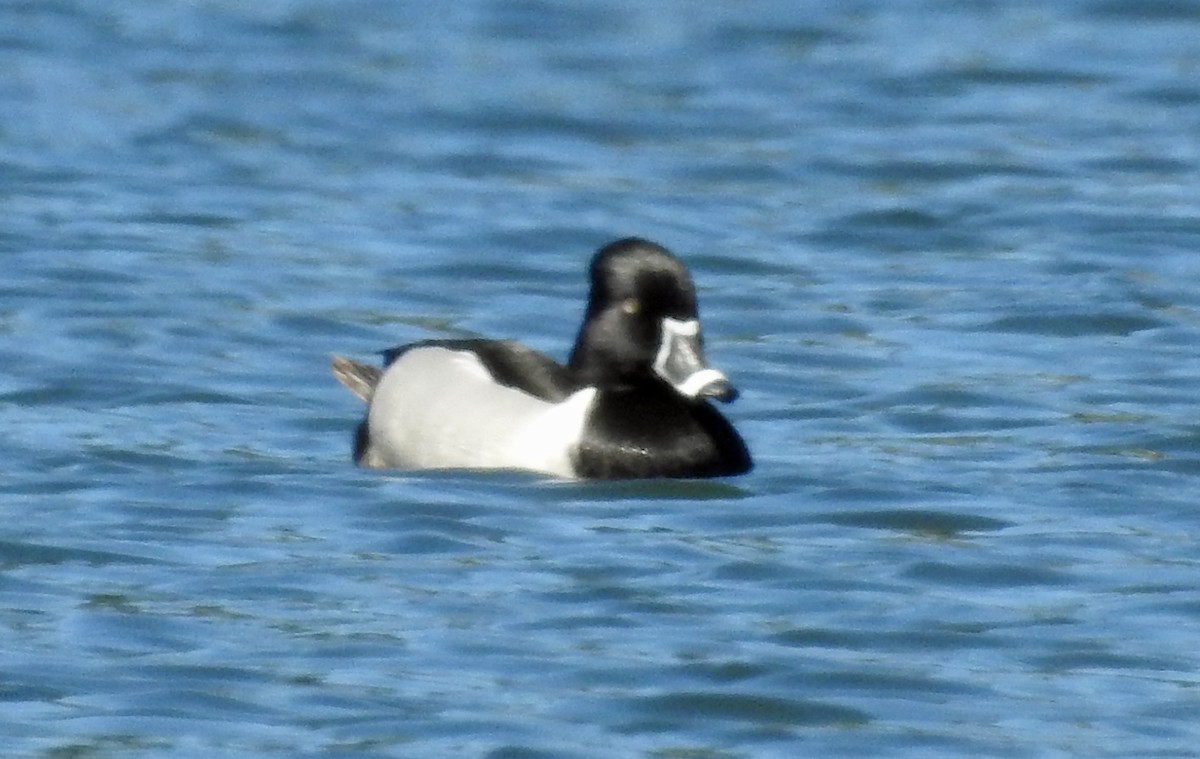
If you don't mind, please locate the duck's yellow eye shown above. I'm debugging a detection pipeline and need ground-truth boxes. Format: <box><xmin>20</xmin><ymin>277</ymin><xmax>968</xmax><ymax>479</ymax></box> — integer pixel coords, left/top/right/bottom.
<box><xmin>621</xmin><ymin>298</ymin><xmax>640</xmax><ymax>315</ymax></box>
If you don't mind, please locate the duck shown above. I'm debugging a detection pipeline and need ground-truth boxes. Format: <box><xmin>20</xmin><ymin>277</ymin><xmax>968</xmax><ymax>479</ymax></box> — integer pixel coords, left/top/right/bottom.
<box><xmin>330</xmin><ymin>237</ymin><xmax>751</xmax><ymax>480</ymax></box>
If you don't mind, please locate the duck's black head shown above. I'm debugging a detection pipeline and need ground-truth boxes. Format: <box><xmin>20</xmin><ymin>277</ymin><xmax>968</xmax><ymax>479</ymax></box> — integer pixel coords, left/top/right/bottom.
<box><xmin>568</xmin><ymin>238</ymin><xmax>737</xmax><ymax>403</ymax></box>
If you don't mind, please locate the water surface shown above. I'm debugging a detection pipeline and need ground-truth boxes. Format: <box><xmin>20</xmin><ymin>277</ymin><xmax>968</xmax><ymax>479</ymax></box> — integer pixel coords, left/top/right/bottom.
<box><xmin>3</xmin><ymin>1</ymin><xmax>1200</xmax><ymax>757</ymax></box>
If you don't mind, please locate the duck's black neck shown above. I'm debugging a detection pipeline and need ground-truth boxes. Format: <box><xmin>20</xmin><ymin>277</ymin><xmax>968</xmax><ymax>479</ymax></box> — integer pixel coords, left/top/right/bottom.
<box><xmin>568</xmin><ymin>327</ymin><xmax>653</xmax><ymax>389</ymax></box>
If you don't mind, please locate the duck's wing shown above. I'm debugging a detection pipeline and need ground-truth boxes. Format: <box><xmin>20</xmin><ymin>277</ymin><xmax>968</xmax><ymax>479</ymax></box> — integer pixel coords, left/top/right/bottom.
<box><xmin>331</xmin><ymin>355</ymin><xmax>383</xmax><ymax>402</ymax></box>
<box><xmin>381</xmin><ymin>339</ymin><xmax>579</xmax><ymax>402</ymax></box>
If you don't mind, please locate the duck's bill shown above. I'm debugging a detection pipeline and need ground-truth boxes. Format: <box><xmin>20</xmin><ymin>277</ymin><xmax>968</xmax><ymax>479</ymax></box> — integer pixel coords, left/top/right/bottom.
<box><xmin>654</xmin><ymin>318</ymin><xmax>740</xmax><ymax>403</ymax></box>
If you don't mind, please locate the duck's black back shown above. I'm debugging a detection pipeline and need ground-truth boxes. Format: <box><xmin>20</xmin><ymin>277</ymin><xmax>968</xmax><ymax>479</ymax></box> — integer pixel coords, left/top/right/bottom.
<box><xmin>383</xmin><ymin>339</ymin><xmax>579</xmax><ymax>402</ymax></box>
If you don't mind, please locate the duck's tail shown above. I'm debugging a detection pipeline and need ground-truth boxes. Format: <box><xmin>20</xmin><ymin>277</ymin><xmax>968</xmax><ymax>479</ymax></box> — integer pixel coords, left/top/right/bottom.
<box><xmin>331</xmin><ymin>355</ymin><xmax>382</xmax><ymax>403</ymax></box>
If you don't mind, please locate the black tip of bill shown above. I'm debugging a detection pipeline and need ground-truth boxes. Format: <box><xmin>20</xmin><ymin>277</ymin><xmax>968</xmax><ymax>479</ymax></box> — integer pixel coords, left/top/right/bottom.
<box><xmin>698</xmin><ymin>376</ymin><xmax>739</xmax><ymax>403</ymax></box>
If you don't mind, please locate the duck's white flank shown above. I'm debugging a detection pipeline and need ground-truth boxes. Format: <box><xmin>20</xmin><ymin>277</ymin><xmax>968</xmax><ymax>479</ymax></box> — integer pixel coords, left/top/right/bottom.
<box><xmin>364</xmin><ymin>347</ymin><xmax>596</xmax><ymax>478</ymax></box>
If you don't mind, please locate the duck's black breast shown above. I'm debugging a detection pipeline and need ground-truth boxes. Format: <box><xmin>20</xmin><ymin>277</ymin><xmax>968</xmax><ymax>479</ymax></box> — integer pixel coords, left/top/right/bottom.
<box><xmin>382</xmin><ymin>338</ymin><xmax>580</xmax><ymax>402</ymax></box>
<box><xmin>572</xmin><ymin>385</ymin><xmax>753</xmax><ymax>480</ymax></box>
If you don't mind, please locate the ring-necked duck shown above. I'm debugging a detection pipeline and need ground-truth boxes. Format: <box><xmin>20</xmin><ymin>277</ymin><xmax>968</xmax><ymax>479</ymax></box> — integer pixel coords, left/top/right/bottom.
<box><xmin>331</xmin><ymin>237</ymin><xmax>751</xmax><ymax>479</ymax></box>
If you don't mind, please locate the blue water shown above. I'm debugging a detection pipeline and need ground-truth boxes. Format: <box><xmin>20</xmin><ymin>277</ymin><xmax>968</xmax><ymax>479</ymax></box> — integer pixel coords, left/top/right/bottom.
<box><xmin>4</xmin><ymin>1</ymin><xmax>1200</xmax><ymax>756</ymax></box>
